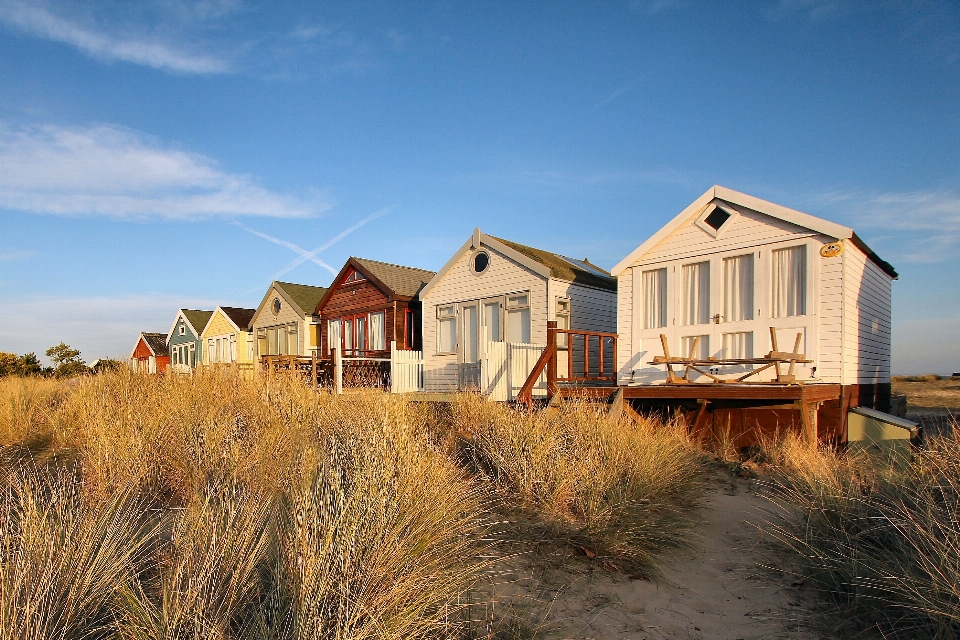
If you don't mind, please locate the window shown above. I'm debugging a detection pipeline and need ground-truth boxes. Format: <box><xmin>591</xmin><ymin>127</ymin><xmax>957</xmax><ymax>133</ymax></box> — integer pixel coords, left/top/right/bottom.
<box><xmin>723</xmin><ymin>332</ymin><xmax>754</xmax><ymax>359</ymax></box>
<box><xmin>437</xmin><ymin>305</ymin><xmax>457</xmax><ymax>354</ymax></box>
<box><xmin>723</xmin><ymin>254</ymin><xmax>754</xmax><ymax>322</ymax></box>
<box><xmin>342</xmin><ymin>269</ymin><xmax>365</xmax><ymax>285</ymax></box>
<box><xmin>696</xmin><ymin>202</ymin><xmax>736</xmax><ymax>237</ymax></box>
<box><xmin>506</xmin><ymin>294</ymin><xmax>530</xmax><ymax>344</ymax></box>
<box><xmin>682</xmin><ymin>335</ymin><xmax>710</xmax><ymax>359</ymax></box>
<box><xmin>462</xmin><ymin>304</ymin><xmax>479</xmax><ymax>363</ymax></box>
<box><xmin>555</xmin><ymin>298</ymin><xmax>570</xmax><ymax>348</ymax></box>
<box><xmin>642</xmin><ymin>268</ymin><xmax>667</xmax><ymax>329</ymax></box>
<box><xmin>247</xmin><ymin>338</ymin><xmax>254</xmax><ymax>361</ymax></box>
<box><xmin>404</xmin><ymin>309</ymin><xmax>416</xmax><ymax>350</ymax></box>
<box><xmin>272</xmin><ymin>298</ymin><xmax>281</xmax><ymax>314</ymax></box>
<box><xmin>704</xmin><ymin>207</ymin><xmax>731</xmax><ymax>231</ymax></box>
<box><xmin>483</xmin><ymin>300</ymin><xmax>502</xmax><ymax>343</ymax></box>
<box><xmin>189</xmin><ymin>343</ymin><xmax>195</xmax><ymax>367</ymax></box>
<box><xmin>772</xmin><ymin>246</ymin><xmax>807</xmax><ymax>318</ymax></box>
<box><xmin>681</xmin><ymin>262</ymin><xmax>710</xmax><ymax>326</ymax></box>
<box><xmin>355</xmin><ymin>316</ymin><xmax>366</xmax><ymax>353</ymax></box>
<box><xmin>179</xmin><ymin>323</ymin><xmax>185</xmax><ymax>336</ymax></box>
<box><xmin>328</xmin><ymin>320</ymin><xmax>341</xmax><ymax>355</ymax></box>
<box><xmin>472</xmin><ymin>251</ymin><xmax>489</xmax><ymax>274</ymax></box>
<box><xmin>287</xmin><ymin>325</ymin><xmax>298</xmax><ymax>355</ymax></box>
<box><xmin>207</xmin><ymin>338</ymin><xmax>215</xmax><ymax>363</ymax></box>
<box><xmin>229</xmin><ymin>334</ymin><xmax>237</xmax><ymax>362</ymax></box>
<box><xmin>369</xmin><ymin>312</ymin><xmax>385</xmax><ymax>351</ymax></box>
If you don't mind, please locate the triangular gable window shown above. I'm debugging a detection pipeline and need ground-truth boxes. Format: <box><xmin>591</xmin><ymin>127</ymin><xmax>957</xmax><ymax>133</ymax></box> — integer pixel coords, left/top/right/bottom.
<box><xmin>695</xmin><ymin>201</ymin><xmax>737</xmax><ymax>238</ymax></box>
<box><xmin>341</xmin><ymin>268</ymin><xmax>366</xmax><ymax>286</ymax></box>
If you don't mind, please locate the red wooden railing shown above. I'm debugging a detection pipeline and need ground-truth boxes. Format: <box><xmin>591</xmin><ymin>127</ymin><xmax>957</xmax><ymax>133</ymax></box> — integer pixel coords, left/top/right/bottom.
<box><xmin>517</xmin><ymin>322</ymin><xmax>618</xmax><ymax>406</ymax></box>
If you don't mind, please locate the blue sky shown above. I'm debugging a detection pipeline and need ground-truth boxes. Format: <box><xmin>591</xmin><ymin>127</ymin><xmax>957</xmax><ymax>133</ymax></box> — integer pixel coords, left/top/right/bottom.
<box><xmin>0</xmin><ymin>0</ymin><xmax>957</xmax><ymax>373</ymax></box>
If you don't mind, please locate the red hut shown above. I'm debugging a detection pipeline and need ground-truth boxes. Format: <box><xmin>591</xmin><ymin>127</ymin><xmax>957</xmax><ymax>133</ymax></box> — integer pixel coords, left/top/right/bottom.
<box><xmin>129</xmin><ymin>332</ymin><xmax>170</xmax><ymax>374</ymax></box>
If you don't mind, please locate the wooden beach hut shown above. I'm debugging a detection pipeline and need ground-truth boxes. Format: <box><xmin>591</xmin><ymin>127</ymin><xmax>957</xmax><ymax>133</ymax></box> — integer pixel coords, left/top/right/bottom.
<box><xmin>199</xmin><ymin>306</ymin><xmax>257</xmax><ymax>367</ymax></box>
<box><xmin>166</xmin><ymin>309</ymin><xmax>213</xmax><ymax>372</ymax></box>
<box><xmin>251</xmin><ymin>281</ymin><xmax>328</xmax><ymax>362</ymax></box>
<box><xmin>607</xmin><ymin>185</ymin><xmax>897</xmax><ymax>445</ymax></box>
<box><xmin>419</xmin><ymin>229</ymin><xmax>617</xmax><ymax>398</ymax></box>
<box><xmin>130</xmin><ymin>332</ymin><xmax>170</xmax><ymax>374</ymax></box>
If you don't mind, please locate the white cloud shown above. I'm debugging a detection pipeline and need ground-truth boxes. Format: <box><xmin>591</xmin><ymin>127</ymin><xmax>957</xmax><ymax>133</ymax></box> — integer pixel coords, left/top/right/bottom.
<box><xmin>0</xmin><ymin>294</ymin><xmax>219</xmax><ymax>363</ymax></box>
<box><xmin>0</xmin><ymin>250</ymin><xmax>36</xmax><ymax>262</ymax></box>
<box><xmin>0</xmin><ymin>0</ymin><xmax>229</xmax><ymax>74</ymax></box>
<box><xmin>817</xmin><ymin>189</ymin><xmax>960</xmax><ymax>262</ymax></box>
<box><xmin>0</xmin><ymin>123</ymin><xmax>324</xmax><ymax>219</ymax></box>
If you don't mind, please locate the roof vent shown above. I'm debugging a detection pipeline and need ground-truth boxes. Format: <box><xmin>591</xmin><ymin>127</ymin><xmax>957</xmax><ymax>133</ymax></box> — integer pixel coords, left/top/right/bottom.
<box><xmin>704</xmin><ymin>207</ymin><xmax>731</xmax><ymax>231</ymax></box>
<box><xmin>695</xmin><ymin>201</ymin><xmax>737</xmax><ymax>238</ymax></box>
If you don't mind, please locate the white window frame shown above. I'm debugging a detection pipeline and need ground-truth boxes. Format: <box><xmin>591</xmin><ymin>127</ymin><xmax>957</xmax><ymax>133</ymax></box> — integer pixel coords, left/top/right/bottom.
<box><xmin>436</xmin><ymin>305</ymin><xmax>458</xmax><ymax>355</ymax></box>
<box><xmin>694</xmin><ymin>201</ymin><xmax>738</xmax><ymax>239</ymax></box>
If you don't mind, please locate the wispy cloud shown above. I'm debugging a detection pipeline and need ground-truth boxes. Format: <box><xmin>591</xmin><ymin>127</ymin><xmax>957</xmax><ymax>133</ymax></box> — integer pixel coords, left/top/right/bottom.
<box><xmin>0</xmin><ymin>293</ymin><xmax>218</xmax><ymax>362</ymax></box>
<box><xmin>0</xmin><ymin>250</ymin><xmax>36</xmax><ymax>262</ymax></box>
<box><xmin>817</xmin><ymin>189</ymin><xmax>960</xmax><ymax>262</ymax></box>
<box><xmin>0</xmin><ymin>0</ymin><xmax>230</xmax><ymax>74</ymax></box>
<box><xmin>0</xmin><ymin>122</ymin><xmax>325</xmax><ymax>219</ymax></box>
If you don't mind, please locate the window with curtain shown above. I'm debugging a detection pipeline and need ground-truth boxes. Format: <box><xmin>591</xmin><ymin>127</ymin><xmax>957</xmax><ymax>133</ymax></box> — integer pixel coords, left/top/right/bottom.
<box><xmin>343</xmin><ymin>319</ymin><xmax>354</xmax><ymax>351</ymax></box>
<box><xmin>483</xmin><ymin>301</ymin><xmax>501</xmax><ymax>343</ymax></box>
<box><xmin>772</xmin><ymin>246</ymin><xmax>807</xmax><ymax>317</ymax></box>
<box><xmin>438</xmin><ymin>305</ymin><xmax>457</xmax><ymax>354</ymax></box>
<box><xmin>355</xmin><ymin>316</ymin><xmax>366</xmax><ymax>353</ymax></box>
<box><xmin>681</xmin><ymin>335</ymin><xmax>710</xmax><ymax>359</ymax></box>
<box><xmin>642</xmin><ymin>268</ymin><xmax>667</xmax><ymax>329</ymax></box>
<box><xmin>681</xmin><ymin>261</ymin><xmax>710</xmax><ymax>326</ymax></box>
<box><xmin>723</xmin><ymin>254</ymin><xmax>754</xmax><ymax>322</ymax></box>
<box><xmin>207</xmin><ymin>338</ymin><xmax>215</xmax><ymax>363</ymax></box>
<box><xmin>723</xmin><ymin>331</ymin><xmax>754</xmax><ymax>359</ymax></box>
<box><xmin>369</xmin><ymin>312</ymin><xmax>385</xmax><ymax>351</ymax></box>
<box><xmin>287</xmin><ymin>326</ymin><xmax>298</xmax><ymax>355</ymax></box>
<box><xmin>328</xmin><ymin>320</ymin><xmax>341</xmax><ymax>355</ymax></box>
<box><xmin>229</xmin><ymin>334</ymin><xmax>237</xmax><ymax>362</ymax></box>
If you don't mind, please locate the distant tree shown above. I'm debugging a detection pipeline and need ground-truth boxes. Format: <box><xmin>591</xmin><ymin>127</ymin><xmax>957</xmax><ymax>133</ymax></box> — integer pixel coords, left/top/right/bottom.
<box><xmin>91</xmin><ymin>358</ymin><xmax>125</xmax><ymax>374</ymax></box>
<box><xmin>45</xmin><ymin>343</ymin><xmax>87</xmax><ymax>379</ymax></box>
<box><xmin>0</xmin><ymin>351</ymin><xmax>44</xmax><ymax>377</ymax></box>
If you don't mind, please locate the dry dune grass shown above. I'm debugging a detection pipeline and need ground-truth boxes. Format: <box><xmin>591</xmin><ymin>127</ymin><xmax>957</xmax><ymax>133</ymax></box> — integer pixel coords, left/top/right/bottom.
<box><xmin>760</xmin><ymin>427</ymin><xmax>960</xmax><ymax>638</ymax></box>
<box><xmin>0</xmin><ymin>371</ymin><xmax>709</xmax><ymax>639</ymax></box>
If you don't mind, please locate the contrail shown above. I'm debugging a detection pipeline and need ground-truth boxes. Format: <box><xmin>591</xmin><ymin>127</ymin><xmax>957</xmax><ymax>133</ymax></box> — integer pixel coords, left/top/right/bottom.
<box><xmin>236</xmin><ymin>224</ymin><xmax>339</xmax><ymax>276</ymax></box>
<box><xmin>269</xmin><ymin>207</ymin><xmax>390</xmax><ymax>279</ymax></box>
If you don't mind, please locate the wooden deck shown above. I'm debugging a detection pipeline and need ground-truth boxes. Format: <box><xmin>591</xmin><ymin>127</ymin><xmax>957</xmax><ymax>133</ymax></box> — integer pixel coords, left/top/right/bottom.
<box><xmin>559</xmin><ymin>382</ymin><xmax>840</xmax><ymax>403</ymax></box>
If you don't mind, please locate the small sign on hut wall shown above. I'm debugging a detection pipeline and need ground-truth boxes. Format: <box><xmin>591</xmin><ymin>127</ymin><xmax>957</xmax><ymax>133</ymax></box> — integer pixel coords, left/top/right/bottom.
<box><xmin>820</xmin><ymin>242</ymin><xmax>843</xmax><ymax>257</ymax></box>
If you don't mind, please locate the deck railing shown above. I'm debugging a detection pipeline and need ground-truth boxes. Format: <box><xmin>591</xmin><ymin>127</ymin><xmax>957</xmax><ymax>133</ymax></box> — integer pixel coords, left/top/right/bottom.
<box><xmin>517</xmin><ymin>322</ymin><xmax>618</xmax><ymax>405</ymax></box>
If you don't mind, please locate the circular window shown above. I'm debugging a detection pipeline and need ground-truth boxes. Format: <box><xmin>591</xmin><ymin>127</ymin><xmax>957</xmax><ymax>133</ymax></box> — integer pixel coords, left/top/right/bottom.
<box><xmin>472</xmin><ymin>251</ymin><xmax>489</xmax><ymax>274</ymax></box>
<box><xmin>272</xmin><ymin>298</ymin><xmax>281</xmax><ymax>315</ymax></box>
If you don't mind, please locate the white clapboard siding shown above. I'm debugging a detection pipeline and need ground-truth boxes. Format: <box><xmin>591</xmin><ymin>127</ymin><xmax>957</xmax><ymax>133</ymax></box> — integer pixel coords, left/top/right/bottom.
<box><xmin>616</xmin><ymin>267</ymin><xmax>634</xmax><ymax>382</ymax></box>
<box><xmin>423</xmin><ymin>243</ymin><xmax>548</xmax><ymax>392</ymax></box>
<box><xmin>508</xmin><ymin>342</ymin><xmax>547</xmax><ymax>400</ymax></box>
<box><xmin>639</xmin><ymin>204</ymin><xmax>815</xmax><ymax>265</ymax></box>
<box><xmin>390</xmin><ymin>342</ymin><xmax>424</xmax><ymax>393</ymax></box>
<box><xmin>817</xmin><ymin>251</ymin><xmax>844</xmax><ymax>383</ymax></box>
<box><xmin>549</xmin><ymin>279</ymin><xmax>617</xmax><ymax>333</ymax></box>
<box><xmin>482</xmin><ymin>341</ymin><xmax>509</xmax><ymax>401</ymax></box>
<box><xmin>842</xmin><ymin>240</ymin><xmax>892</xmax><ymax>385</ymax></box>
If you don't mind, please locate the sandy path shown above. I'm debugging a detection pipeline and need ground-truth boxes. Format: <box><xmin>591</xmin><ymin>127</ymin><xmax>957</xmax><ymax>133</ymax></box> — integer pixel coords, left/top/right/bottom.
<box><xmin>480</xmin><ymin>471</ymin><xmax>819</xmax><ymax>639</ymax></box>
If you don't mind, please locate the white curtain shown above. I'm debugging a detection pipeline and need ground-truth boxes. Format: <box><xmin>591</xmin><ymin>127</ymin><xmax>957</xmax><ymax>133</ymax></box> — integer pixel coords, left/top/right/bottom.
<box><xmin>723</xmin><ymin>254</ymin><xmax>754</xmax><ymax>322</ymax></box>
<box><xmin>369</xmin><ymin>312</ymin><xmax>385</xmax><ymax>351</ymax></box>
<box><xmin>723</xmin><ymin>331</ymin><xmax>754</xmax><ymax>359</ymax></box>
<box><xmin>642</xmin><ymin>268</ymin><xmax>667</xmax><ymax>329</ymax></box>
<box><xmin>681</xmin><ymin>261</ymin><xmax>710</xmax><ymax>325</ymax></box>
<box><xmin>328</xmin><ymin>320</ymin><xmax>341</xmax><ymax>354</ymax></box>
<box><xmin>772</xmin><ymin>246</ymin><xmax>806</xmax><ymax>318</ymax></box>
<box><xmin>462</xmin><ymin>305</ymin><xmax>478</xmax><ymax>362</ymax></box>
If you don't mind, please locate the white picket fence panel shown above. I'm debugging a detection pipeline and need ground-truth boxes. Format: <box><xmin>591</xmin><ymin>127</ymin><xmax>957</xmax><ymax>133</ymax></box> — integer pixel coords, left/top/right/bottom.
<box><xmin>481</xmin><ymin>341</ymin><xmax>509</xmax><ymax>401</ymax></box>
<box><xmin>507</xmin><ymin>342</ymin><xmax>547</xmax><ymax>400</ymax></box>
<box><xmin>390</xmin><ymin>341</ymin><xmax>424</xmax><ymax>393</ymax></box>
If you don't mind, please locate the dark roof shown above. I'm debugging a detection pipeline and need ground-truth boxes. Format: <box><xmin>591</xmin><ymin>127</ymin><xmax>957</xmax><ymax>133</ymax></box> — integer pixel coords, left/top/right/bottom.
<box><xmin>181</xmin><ymin>309</ymin><xmax>214</xmax><ymax>335</ymax></box>
<box><xmin>141</xmin><ymin>333</ymin><xmax>169</xmax><ymax>357</ymax></box>
<box><xmin>353</xmin><ymin>258</ymin><xmax>436</xmax><ymax>299</ymax></box>
<box><xmin>275</xmin><ymin>282</ymin><xmax>328</xmax><ymax>315</ymax></box>
<box><xmin>220</xmin><ymin>307</ymin><xmax>257</xmax><ymax>331</ymax></box>
<box><xmin>489</xmin><ymin>236</ymin><xmax>617</xmax><ymax>291</ymax></box>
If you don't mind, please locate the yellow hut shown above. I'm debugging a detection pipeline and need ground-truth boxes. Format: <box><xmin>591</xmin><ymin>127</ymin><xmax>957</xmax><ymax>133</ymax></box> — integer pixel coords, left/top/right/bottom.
<box><xmin>199</xmin><ymin>306</ymin><xmax>257</xmax><ymax>370</ymax></box>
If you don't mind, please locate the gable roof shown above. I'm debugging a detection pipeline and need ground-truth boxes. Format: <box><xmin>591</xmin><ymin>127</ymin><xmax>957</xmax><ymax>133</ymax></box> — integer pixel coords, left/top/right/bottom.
<box><xmin>611</xmin><ymin>185</ymin><xmax>897</xmax><ymax>279</ymax></box>
<box><xmin>166</xmin><ymin>309</ymin><xmax>214</xmax><ymax>342</ymax></box>
<box><xmin>218</xmin><ymin>306</ymin><xmax>257</xmax><ymax>332</ymax></box>
<box><xmin>252</xmin><ymin>281</ymin><xmax>328</xmax><ymax>325</ymax></box>
<box><xmin>131</xmin><ymin>332</ymin><xmax>169</xmax><ymax>359</ymax></box>
<box><xmin>315</xmin><ymin>257</ymin><xmax>436</xmax><ymax>313</ymax></box>
<box><xmin>489</xmin><ymin>236</ymin><xmax>617</xmax><ymax>291</ymax></box>
<box><xmin>420</xmin><ymin>229</ymin><xmax>616</xmax><ymax>299</ymax></box>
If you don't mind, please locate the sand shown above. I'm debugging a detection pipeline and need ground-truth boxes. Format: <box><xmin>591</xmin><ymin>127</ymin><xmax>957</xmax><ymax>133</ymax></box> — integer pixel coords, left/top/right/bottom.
<box><xmin>476</xmin><ymin>470</ymin><xmax>819</xmax><ymax>639</ymax></box>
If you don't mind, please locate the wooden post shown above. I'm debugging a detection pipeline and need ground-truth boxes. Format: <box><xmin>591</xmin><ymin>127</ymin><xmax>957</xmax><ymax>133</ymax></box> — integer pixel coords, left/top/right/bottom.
<box><xmin>797</xmin><ymin>400</ymin><xmax>819</xmax><ymax>445</ymax></box>
<box><xmin>332</xmin><ymin>348</ymin><xmax>342</xmax><ymax>395</ymax></box>
<box><xmin>786</xmin><ymin>332</ymin><xmax>803</xmax><ymax>379</ymax></box>
<box><xmin>546</xmin><ymin>321</ymin><xmax>558</xmax><ymax>401</ymax></box>
<box><xmin>311</xmin><ymin>352</ymin><xmax>317</xmax><ymax>388</ymax></box>
<box><xmin>660</xmin><ymin>334</ymin><xmax>678</xmax><ymax>384</ymax></box>
<box><xmin>770</xmin><ymin>327</ymin><xmax>782</xmax><ymax>382</ymax></box>
<box><xmin>390</xmin><ymin>341</ymin><xmax>397</xmax><ymax>394</ymax></box>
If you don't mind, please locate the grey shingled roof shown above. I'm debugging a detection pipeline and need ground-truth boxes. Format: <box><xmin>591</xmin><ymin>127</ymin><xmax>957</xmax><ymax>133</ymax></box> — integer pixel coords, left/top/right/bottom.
<box><xmin>490</xmin><ymin>236</ymin><xmax>617</xmax><ymax>291</ymax></box>
<box><xmin>353</xmin><ymin>258</ymin><xmax>436</xmax><ymax>299</ymax></box>
<box><xmin>275</xmin><ymin>282</ymin><xmax>328</xmax><ymax>315</ymax></box>
<box><xmin>181</xmin><ymin>309</ymin><xmax>213</xmax><ymax>335</ymax></box>
<box><xmin>220</xmin><ymin>307</ymin><xmax>257</xmax><ymax>331</ymax></box>
<box><xmin>141</xmin><ymin>333</ymin><xmax>169</xmax><ymax>357</ymax></box>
